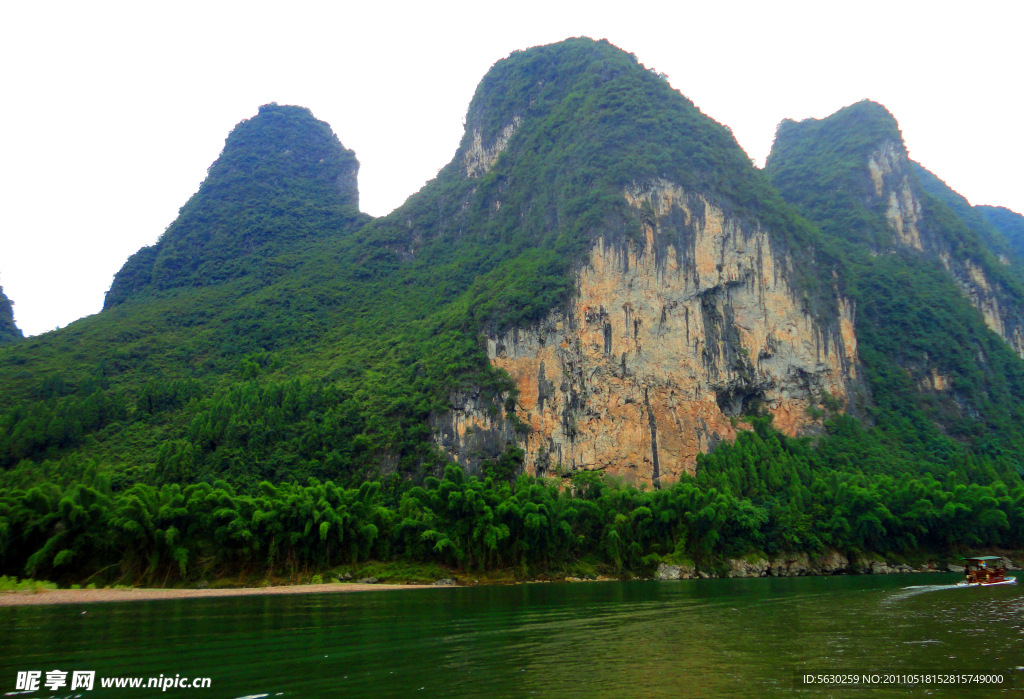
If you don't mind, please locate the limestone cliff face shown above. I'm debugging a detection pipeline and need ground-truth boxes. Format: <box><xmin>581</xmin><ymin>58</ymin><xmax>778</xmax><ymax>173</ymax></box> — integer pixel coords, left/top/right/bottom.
<box><xmin>949</xmin><ymin>258</ymin><xmax>1024</xmax><ymax>357</ymax></box>
<box><xmin>866</xmin><ymin>139</ymin><xmax>1024</xmax><ymax>358</ymax></box>
<box><xmin>867</xmin><ymin>141</ymin><xmax>923</xmax><ymax>251</ymax></box>
<box><xmin>463</xmin><ymin>117</ymin><xmax>521</xmax><ymax>178</ymax></box>
<box><xmin>433</xmin><ymin>181</ymin><xmax>860</xmax><ymax>484</ymax></box>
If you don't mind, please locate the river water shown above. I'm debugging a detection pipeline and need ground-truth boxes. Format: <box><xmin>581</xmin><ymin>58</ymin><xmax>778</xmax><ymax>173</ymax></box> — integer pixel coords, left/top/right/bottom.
<box><xmin>2</xmin><ymin>573</ymin><xmax>1022</xmax><ymax>697</ymax></box>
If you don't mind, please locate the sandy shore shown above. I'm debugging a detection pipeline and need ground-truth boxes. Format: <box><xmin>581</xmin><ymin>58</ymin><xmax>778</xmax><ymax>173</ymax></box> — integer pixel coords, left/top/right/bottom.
<box><xmin>0</xmin><ymin>582</ymin><xmax>425</xmax><ymax>607</ymax></box>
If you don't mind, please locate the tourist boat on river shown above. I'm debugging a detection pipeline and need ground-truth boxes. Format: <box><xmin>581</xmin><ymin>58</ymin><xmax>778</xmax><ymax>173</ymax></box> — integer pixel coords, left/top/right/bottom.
<box><xmin>956</xmin><ymin>556</ymin><xmax>1017</xmax><ymax>587</ymax></box>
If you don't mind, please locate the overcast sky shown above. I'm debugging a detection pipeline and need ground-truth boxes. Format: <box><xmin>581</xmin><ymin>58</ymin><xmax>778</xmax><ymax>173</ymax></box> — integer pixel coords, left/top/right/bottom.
<box><xmin>2</xmin><ymin>0</ymin><xmax>1021</xmax><ymax>337</ymax></box>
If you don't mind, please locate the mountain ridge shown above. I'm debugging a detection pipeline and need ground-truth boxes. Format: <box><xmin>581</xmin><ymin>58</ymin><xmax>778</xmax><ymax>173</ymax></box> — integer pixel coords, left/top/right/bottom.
<box><xmin>104</xmin><ymin>103</ymin><xmax>365</xmax><ymax>310</ymax></box>
<box><xmin>766</xmin><ymin>99</ymin><xmax>1024</xmax><ymax>458</ymax></box>
<box><xmin>1</xmin><ymin>38</ymin><xmax>1022</xmax><ymax>585</ymax></box>
<box><xmin>4</xmin><ymin>43</ymin><xmax>1024</xmax><ymax>487</ymax></box>
<box><xmin>979</xmin><ymin>205</ymin><xmax>1024</xmax><ymax>261</ymax></box>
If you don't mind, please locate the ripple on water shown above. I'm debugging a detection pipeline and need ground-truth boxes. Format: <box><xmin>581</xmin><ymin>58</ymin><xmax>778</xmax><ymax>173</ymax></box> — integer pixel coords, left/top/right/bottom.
<box><xmin>1</xmin><ymin>574</ymin><xmax>1021</xmax><ymax>698</ymax></box>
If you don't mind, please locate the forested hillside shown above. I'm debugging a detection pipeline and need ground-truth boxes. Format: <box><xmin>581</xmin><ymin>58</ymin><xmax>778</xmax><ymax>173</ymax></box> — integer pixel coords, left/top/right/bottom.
<box><xmin>0</xmin><ymin>284</ymin><xmax>22</xmax><ymax>344</ymax></box>
<box><xmin>979</xmin><ymin>205</ymin><xmax>1024</xmax><ymax>260</ymax></box>
<box><xmin>910</xmin><ymin>162</ymin><xmax>1024</xmax><ymax>270</ymax></box>
<box><xmin>766</xmin><ymin>100</ymin><xmax>1024</xmax><ymax>460</ymax></box>
<box><xmin>104</xmin><ymin>103</ymin><xmax>365</xmax><ymax>308</ymax></box>
<box><xmin>0</xmin><ymin>38</ymin><xmax>823</xmax><ymax>493</ymax></box>
<box><xmin>1</xmin><ymin>41</ymin><xmax>1022</xmax><ymax>585</ymax></box>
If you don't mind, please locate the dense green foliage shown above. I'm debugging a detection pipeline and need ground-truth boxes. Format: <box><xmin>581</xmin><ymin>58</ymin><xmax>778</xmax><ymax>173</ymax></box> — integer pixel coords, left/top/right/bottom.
<box><xmin>911</xmin><ymin>163</ymin><xmax>1023</xmax><ymax>270</ymax></box>
<box><xmin>0</xmin><ymin>39</ymin><xmax>824</xmax><ymax>492</ymax></box>
<box><xmin>104</xmin><ymin>104</ymin><xmax>365</xmax><ymax>308</ymax></box>
<box><xmin>0</xmin><ymin>284</ymin><xmax>22</xmax><ymax>344</ymax></box>
<box><xmin>362</xmin><ymin>37</ymin><xmax>828</xmax><ymax>329</ymax></box>
<box><xmin>768</xmin><ymin>102</ymin><xmax>903</xmax><ymax>251</ymax></box>
<box><xmin>766</xmin><ymin>100</ymin><xmax>1024</xmax><ymax>460</ymax></box>
<box><xmin>979</xmin><ymin>205</ymin><xmax>1024</xmax><ymax>261</ymax></box>
<box><xmin>2</xmin><ymin>420</ymin><xmax>1020</xmax><ymax>584</ymax></box>
<box><xmin>2</xmin><ymin>44</ymin><xmax>1023</xmax><ymax>582</ymax></box>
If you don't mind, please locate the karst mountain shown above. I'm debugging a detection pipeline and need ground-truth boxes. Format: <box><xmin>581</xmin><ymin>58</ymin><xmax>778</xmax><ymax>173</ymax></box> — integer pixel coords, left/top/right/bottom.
<box><xmin>2</xmin><ymin>37</ymin><xmax>1023</xmax><ymax>495</ymax></box>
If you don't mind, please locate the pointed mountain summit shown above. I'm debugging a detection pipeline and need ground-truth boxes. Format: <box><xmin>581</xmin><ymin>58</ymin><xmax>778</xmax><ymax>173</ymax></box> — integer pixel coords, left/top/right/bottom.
<box><xmin>5</xmin><ymin>38</ymin><xmax>1024</xmax><ymax>586</ymax></box>
<box><xmin>367</xmin><ymin>37</ymin><xmax>798</xmax><ymax>278</ymax></box>
<box><xmin>362</xmin><ymin>38</ymin><xmax>859</xmax><ymax>480</ymax></box>
<box><xmin>0</xmin><ymin>38</ymin><xmax>857</xmax><ymax>488</ymax></box>
<box><xmin>769</xmin><ymin>100</ymin><xmax>1024</xmax><ymax>302</ymax></box>
<box><xmin>0</xmin><ymin>282</ymin><xmax>23</xmax><ymax>344</ymax></box>
<box><xmin>104</xmin><ymin>103</ymin><xmax>364</xmax><ymax>308</ymax></box>
<box><xmin>5</xmin><ymin>38</ymin><xmax>1024</xmax><ymax>495</ymax></box>
<box><xmin>767</xmin><ymin>99</ymin><xmax>1024</xmax><ymax>456</ymax></box>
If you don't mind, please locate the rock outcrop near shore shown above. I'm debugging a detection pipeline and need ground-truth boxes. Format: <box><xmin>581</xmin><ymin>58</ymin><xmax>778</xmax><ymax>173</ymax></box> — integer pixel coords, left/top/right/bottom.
<box><xmin>655</xmin><ymin>554</ymin><xmax>1022</xmax><ymax>579</ymax></box>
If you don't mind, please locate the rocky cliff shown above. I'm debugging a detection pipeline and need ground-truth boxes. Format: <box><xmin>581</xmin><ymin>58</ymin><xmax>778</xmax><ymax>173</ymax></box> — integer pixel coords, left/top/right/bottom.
<box><xmin>764</xmin><ymin>99</ymin><xmax>1024</xmax><ymax>452</ymax></box>
<box><xmin>433</xmin><ymin>180</ymin><xmax>859</xmax><ymax>484</ymax></box>
<box><xmin>864</xmin><ymin>136</ymin><xmax>1024</xmax><ymax>357</ymax></box>
<box><xmin>423</xmin><ymin>42</ymin><xmax>886</xmax><ymax>486</ymax></box>
<box><xmin>433</xmin><ymin>93</ymin><xmax>1024</xmax><ymax>482</ymax></box>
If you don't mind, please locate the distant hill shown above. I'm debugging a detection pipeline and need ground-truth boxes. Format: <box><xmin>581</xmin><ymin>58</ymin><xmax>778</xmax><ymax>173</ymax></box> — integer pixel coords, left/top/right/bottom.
<box><xmin>978</xmin><ymin>205</ymin><xmax>1024</xmax><ymax>260</ymax></box>
<box><xmin>105</xmin><ymin>103</ymin><xmax>364</xmax><ymax>308</ymax></box>
<box><xmin>0</xmin><ymin>283</ymin><xmax>22</xmax><ymax>344</ymax></box>
<box><xmin>766</xmin><ymin>99</ymin><xmax>1024</xmax><ymax>458</ymax></box>
<box><xmin>1</xmin><ymin>40</ymin><xmax>1021</xmax><ymax>586</ymax></box>
<box><xmin>910</xmin><ymin>162</ymin><xmax>1024</xmax><ymax>270</ymax></box>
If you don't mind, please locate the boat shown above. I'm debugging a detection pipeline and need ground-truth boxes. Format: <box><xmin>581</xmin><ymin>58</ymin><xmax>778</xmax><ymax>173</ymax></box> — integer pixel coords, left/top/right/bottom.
<box><xmin>955</xmin><ymin>556</ymin><xmax>1017</xmax><ymax>587</ymax></box>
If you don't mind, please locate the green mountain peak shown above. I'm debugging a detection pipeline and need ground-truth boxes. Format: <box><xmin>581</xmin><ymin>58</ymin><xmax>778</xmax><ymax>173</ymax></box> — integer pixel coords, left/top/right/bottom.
<box><xmin>103</xmin><ymin>103</ymin><xmax>363</xmax><ymax>309</ymax></box>
<box><xmin>3</xmin><ymin>39</ymin><xmax>1024</xmax><ymax>586</ymax></box>
<box><xmin>767</xmin><ymin>98</ymin><xmax>1024</xmax><ymax>457</ymax></box>
<box><xmin>776</xmin><ymin>99</ymin><xmax>902</xmax><ymax>144</ymax></box>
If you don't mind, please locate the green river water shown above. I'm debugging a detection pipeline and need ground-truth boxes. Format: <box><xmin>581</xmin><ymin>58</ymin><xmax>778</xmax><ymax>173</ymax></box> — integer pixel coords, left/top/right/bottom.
<box><xmin>2</xmin><ymin>573</ymin><xmax>1022</xmax><ymax>698</ymax></box>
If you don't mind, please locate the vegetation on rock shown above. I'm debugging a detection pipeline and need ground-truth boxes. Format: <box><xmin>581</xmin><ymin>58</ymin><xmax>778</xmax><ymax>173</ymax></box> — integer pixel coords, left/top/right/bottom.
<box><xmin>2</xmin><ymin>419</ymin><xmax>1020</xmax><ymax>585</ymax></box>
<box><xmin>0</xmin><ymin>283</ymin><xmax>22</xmax><ymax>344</ymax></box>
<box><xmin>1</xmin><ymin>42</ymin><xmax>1022</xmax><ymax>582</ymax></box>
<box><xmin>979</xmin><ymin>205</ymin><xmax>1024</xmax><ymax>261</ymax></box>
<box><xmin>766</xmin><ymin>100</ymin><xmax>1024</xmax><ymax>460</ymax></box>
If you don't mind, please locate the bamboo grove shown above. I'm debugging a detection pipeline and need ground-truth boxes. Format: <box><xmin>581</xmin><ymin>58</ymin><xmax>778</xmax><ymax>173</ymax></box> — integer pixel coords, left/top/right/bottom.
<box><xmin>2</xmin><ymin>421</ymin><xmax>1021</xmax><ymax>584</ymax></box>
<box><xmin>4</xmin><ymin>40</ymin><xmax>1024</xmax><ymax>585</ymax></box>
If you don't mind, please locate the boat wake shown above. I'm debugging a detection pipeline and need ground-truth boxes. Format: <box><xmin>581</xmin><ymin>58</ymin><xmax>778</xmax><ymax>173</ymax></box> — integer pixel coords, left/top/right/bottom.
<box><xmin>881</xmin><ymin>584</ymin><xmax>962</xmax><ymax>605</ymax></box>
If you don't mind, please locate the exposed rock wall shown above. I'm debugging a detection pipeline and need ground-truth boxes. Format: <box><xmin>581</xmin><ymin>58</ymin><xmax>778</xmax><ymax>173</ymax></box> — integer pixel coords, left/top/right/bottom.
<box><xmin>654</xmin><ymin>552</ymin><xmax>963</xmax><ymax>579</ymax></box>
<box><xmin>433</xmin><ymin>181</ymin><xmax>860</xmax><ymax>484</ymax></box>
<box><xmin>868</xmin><ymin>140</ymin><xmax>1024</xmax><ymax>358</ymax></box>
<box><xmin>953</xmin><ymin>260</ymin><xmax>1024</xmax><ymax>355</ymax></box>
<box><xmin>464</xmin><ymin>117</ymin><xmax>522</xmax><ymax>178</ymax></box>
<box><xmin>869</xmin><ymin>140</ymin><xmax>924</xmax><ymax>251</ymax></box>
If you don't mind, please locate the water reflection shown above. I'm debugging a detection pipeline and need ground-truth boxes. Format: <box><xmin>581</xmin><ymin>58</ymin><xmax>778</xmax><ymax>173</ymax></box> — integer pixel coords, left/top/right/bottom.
<box><xmin>1</xmin><ymin>573</ymin><xmax>1021</xmax><ymax>698</ymax></box>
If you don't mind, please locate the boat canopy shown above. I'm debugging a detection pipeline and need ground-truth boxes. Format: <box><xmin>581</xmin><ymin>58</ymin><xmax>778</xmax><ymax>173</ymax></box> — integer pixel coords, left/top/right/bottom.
<box><xmin>963</xmin><ymin>556</ymin><xmax>1004</xmax><ymax>562</ymax></box>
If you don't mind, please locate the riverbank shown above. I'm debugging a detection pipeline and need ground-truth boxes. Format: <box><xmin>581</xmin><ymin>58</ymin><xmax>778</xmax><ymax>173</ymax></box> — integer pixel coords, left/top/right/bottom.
<box><xmin>0</xmin><ymin>581</ymin><xmax>423</xmax><ymax>607</ymax></box>
<box><xmin>5</xmin><ymin>549</ymin><xmax>1021</xmax><ymax>607</ymax></box>
<box><xmin>655</xmin><ymin>551</ymin><xmax>1023</xmax><ymax>580</ymax></box>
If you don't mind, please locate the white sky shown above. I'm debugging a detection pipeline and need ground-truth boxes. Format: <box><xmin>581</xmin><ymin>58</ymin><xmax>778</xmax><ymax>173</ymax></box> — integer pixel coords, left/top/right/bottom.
<box><xmin>1</xmin><ymin>0</ymin><xmax>1022</xmax><ymax>337</ymax></box>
